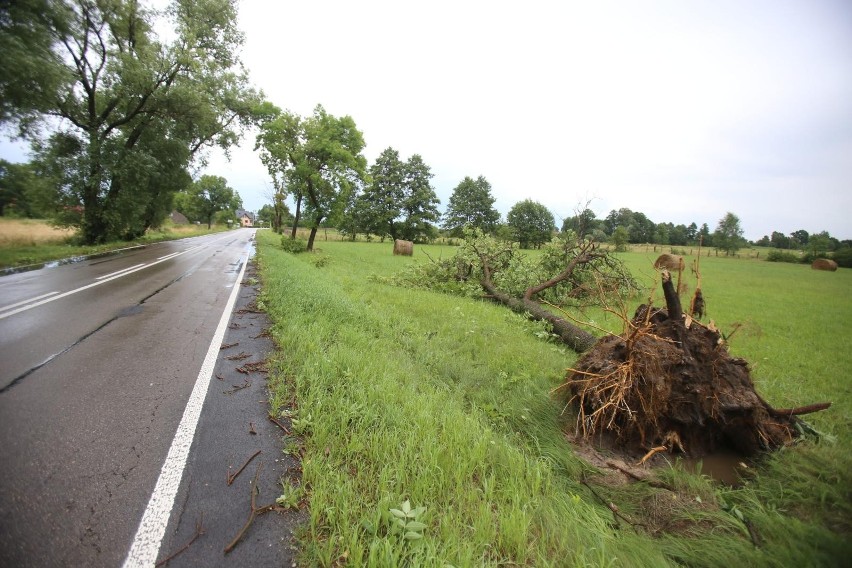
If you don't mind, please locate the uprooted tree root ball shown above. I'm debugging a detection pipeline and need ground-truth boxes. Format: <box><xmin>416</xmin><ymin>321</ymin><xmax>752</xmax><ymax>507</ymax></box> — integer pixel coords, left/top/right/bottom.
<box><xmin>564</xmin><ymin>271</ymin><xmax>830</xmax><ymax>458</ymax></box>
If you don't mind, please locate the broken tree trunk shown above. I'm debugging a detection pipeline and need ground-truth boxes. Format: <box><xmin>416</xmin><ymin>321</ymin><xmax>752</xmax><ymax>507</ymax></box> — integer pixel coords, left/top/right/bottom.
<box><xmin>481</xmin><ymin>264</ymin><xmax>596</xmax><ymax>353</ymax></box>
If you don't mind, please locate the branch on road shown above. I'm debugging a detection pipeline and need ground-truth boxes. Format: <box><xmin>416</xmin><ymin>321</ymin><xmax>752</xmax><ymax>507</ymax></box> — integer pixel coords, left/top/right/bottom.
<box><xmin>227</xmin><ymin>449</ymin><xmax>261</xmax><ymax>486</ymax></box>
<box><xmin>155</xmin><ymin>515</ymin><xmax>205</xmax><ymax>566</ymax></box>
<box><xmin>224</xmin><ymin>463</ymin><xmax>281</xmax><ymax>554</ymax></box>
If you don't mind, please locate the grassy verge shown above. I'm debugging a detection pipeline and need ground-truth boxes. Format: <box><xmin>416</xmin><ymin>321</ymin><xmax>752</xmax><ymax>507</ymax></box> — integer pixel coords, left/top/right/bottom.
<box><xmin>0</xmin><ymin>218</ymin><xmax>234</xmax><ymax>269</ymax></box>
<box><xmin>256</xmin><ymin>233</ymin><xmax>849</xmax><ymax>567</ymax></box>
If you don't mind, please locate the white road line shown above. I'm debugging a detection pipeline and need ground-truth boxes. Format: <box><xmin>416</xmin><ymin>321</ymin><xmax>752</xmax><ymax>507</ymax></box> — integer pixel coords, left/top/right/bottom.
<box><xmin>95</xmin><ymin>263</ymin><xmax>146</xmax><ymax>280</ymax></box>
<box><xmin>0</xmin><ymin>291</ymin><xmax>59</xmax><ymax>313</ymax></box>
<box><xmin>122</xmin><ymin>254</ymin><xmax>249</xmax><ymax>568</ymax></box>
<box><xmin>0</xmin><ymin>247</ymin><xmax>199</xmax><ymax>321</ymax></box>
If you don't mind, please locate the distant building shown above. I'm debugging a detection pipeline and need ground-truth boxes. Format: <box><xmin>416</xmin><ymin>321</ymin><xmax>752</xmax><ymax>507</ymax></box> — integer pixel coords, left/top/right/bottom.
<box><xmin>235</xmin><ymin>209</ymin><xmax>255</xmax><ymax>227</ymax></box>
<box><xmin>169</xmin><ymin>210</ymin><xmax>189</xmax><ymax>225</ymax></box>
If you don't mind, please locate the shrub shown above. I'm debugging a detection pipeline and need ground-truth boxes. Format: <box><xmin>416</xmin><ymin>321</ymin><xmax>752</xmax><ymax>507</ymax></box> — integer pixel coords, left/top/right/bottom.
<box><xmin>832</xmin><ymin>247</ymin><xmax>852</xmax><ymax>268</ymax></box>
<box><xmin>281</xmin><ymin>236</ymin><xmax>308</xmax><ymax>253</ymax></box>
<box><xmin>765</xmin><ymin>250</ymin><xmax>800</xmax><ymax>263</ymax></box>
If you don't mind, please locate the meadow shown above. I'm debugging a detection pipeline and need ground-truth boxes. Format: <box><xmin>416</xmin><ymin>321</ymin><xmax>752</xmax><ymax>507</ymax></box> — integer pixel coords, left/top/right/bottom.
<box><xmin>255</xmin><ymin>231</ymin><xmax>850</xmax><ymax>567</ymax></box>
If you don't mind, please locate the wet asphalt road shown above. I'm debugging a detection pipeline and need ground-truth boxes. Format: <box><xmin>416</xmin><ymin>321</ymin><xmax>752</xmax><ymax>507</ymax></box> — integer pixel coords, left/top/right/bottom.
<box><xmin>0</xmin><ymin>229</ymin><xmax>298</xmax><ymax>567</ymax></box>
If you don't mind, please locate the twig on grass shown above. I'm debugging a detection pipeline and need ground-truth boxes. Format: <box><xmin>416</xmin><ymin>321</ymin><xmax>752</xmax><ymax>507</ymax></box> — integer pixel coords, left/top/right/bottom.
<box><xmin>155</xmin><ymin>515</ymin><xmax>204</xmax><ymax>566</ymax></box>
<box><xmin>224</xmin><ymin>462</ymin><xmax>280</xmax><ymax>554</ymax></box>
<box><xmin>580</xmin><ymin>477</ymin><xmax>644</xmax><ymax>531</ymax></box>
<box><xmin>227</xmin><ymin>450</ymin><xmax>261</xmax><ymax>486</ymax></box>
<box><xmin>606</xmin><ymin>460</ymin><xmax>673</xmax><ymax>491</ymax></box>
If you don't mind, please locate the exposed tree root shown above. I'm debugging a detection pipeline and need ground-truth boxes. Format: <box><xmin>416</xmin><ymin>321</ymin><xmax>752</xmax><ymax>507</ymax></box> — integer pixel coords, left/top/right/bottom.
<box><xmin>565</xmin><ymin>270</ymin><xmax>831</xmax><ymax>458</ymax></box>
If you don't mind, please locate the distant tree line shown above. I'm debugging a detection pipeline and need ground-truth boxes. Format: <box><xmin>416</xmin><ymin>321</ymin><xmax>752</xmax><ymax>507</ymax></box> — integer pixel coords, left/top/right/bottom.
<box><xmin>250</xmin><ymin>104</ymin><xmax>849</xmax><ymax>259</ymax></box>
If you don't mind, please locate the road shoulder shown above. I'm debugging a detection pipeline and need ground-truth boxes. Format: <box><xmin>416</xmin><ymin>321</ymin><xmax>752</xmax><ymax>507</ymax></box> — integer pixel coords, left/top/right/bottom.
<box><xmin>156</xmin><ymin>259</ymin><xmax>303</xmax><ymax>567</ymax></box>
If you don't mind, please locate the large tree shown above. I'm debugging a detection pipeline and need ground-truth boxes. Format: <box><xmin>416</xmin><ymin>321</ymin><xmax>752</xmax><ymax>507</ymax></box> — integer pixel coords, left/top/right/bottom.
<box><xmin>177</xmin><ymin>175</ymin><xmax>241</xmax><ymax>228</ymax></box>
<box><xmin>353</xmin><ymin>147</ymin><xmax>405</xmax><ymax>240</ymax></box>
<box><xmin>507</xmin><ymin>199</ymin><xmax>555</xmax><ymax>249</ymax></box>
<box><xmin>351</xmin><ymin>148</ymin><xmax>440</xmax><ymax>242</ymax></box>
<box><xmin>443</xmin><ymin>175</ymin><xmax>500</xmax><ymax>236</ymax></box>
<box><xmin>713</xmin><ymin>212</ymin><xmax>745</xmax><ymax>255</ymax></box>
<box><xmin>255</xmin><ymin>104</ymin><xmax>366</xmax><ymax>251</ymax></box>
<box><xmin>397</xmin><ymin>154</ymin><xmax>441</xmax><ymax>242</ymax></box>
<box><xmin>0</xmin><ymin>0</ymin><xmax>260</xmax><ymax>243</ymax></box>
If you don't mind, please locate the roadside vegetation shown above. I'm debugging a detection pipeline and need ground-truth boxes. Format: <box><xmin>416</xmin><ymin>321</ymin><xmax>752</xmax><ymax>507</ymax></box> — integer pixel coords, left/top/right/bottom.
<box><xmin>256</xmin><ymin>230</ymin><xmax>850</xmax><ymax>567</ymax></box>
<box><xmin>0</xmin><ymin>217</ymin><xmax>233</xmax><ymax>269</ymax></box>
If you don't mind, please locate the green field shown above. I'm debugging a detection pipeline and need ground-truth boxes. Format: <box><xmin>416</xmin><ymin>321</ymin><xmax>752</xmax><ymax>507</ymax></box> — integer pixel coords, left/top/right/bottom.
<box><xmin>256</xmin><ymin>232</ymin><xmax>849</xmax><ymax>567</ymax></box>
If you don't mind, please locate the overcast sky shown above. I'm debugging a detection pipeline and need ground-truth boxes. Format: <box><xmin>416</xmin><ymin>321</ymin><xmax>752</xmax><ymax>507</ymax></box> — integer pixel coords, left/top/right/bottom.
<box><xmin>2</xmin><ymin>0</ymin><xmax>851</xmax><ymax>240</ymax></box>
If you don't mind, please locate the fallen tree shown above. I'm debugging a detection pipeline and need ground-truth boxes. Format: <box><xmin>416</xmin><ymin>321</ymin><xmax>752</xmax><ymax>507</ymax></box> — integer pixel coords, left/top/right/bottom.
<box><xmin>390</xmin><ymin>229</ymin><xmax>638</xmax><ymax>353</ymax></box>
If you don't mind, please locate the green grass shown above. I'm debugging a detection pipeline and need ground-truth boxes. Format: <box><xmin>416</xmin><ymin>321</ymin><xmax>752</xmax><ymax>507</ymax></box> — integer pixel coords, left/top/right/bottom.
<box><xmin>256</xmin><ymin>234</ymin><xmax>850</xmax><ymax>567</ymax></box>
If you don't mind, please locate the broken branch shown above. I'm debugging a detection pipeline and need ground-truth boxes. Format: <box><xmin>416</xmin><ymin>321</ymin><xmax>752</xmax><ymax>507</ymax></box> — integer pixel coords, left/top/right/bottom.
<box><xmin>268</xmin><ymin>415</ymin><xmax>291</xmax><ymax>434</ymax></box>
<box><xmin>227</xmin><ymin>450</ymin><xmax>261</xmax><ymax>486</ymax></box>
<box><xmin>224</xmin><ymin>462</ymin><xmax>280</xmax><ymax>554</ymax></box>
<box><xmin>223</xmin><ymin>379</ymin><xmax>251</xmax><ymax>394</ymax></box>
<box><xmin>155</xmin><ymin>515</ymin><xmax>204</xmax><ymax>566</ymax></box>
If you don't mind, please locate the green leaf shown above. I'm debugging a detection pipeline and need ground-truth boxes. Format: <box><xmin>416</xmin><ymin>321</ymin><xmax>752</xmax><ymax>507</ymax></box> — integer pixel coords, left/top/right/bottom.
<box><xmin>405</xmin><ymin>521</ymin><xmax>427</xmax><ymax>531</ymax></box>
<box><xmin>404</xmin><ymin>531</ymin><xmax>423</xmax><ymax>541</ymax></box>
<box><xmin>411</xmin><ymin>506</ymin><xmax>427</xmax><ymax>517</ymax></box>
<box><xmin>389</xmin><ymin>508</ymin><xmax>406</xmax><ymax>519</ymax></box>
<box><xmin>401</xmin><ymin>500</ymin><xmax>412</xmax><ymax>515</ymax></box>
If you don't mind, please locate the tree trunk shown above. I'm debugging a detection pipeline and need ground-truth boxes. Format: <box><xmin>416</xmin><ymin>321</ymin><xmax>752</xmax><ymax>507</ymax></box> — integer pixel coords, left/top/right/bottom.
<box><xmin>661</xmin><ymin>270</ymin><xmax>690</xmax><ymax>355</ymax></box>
<box><xmin>306</xmin><ymin>213</ymin><xmax>323</xmax><ymax>251</ymax></box>
<box><xmin>480</xmin><ymin>268</ymin><xmax>596</xmax><ymax>353</ymax></box>
<box><xmin>290</xmin><ymin>194</ymin><xmax>302</xmax><ymax>240</ymax></box>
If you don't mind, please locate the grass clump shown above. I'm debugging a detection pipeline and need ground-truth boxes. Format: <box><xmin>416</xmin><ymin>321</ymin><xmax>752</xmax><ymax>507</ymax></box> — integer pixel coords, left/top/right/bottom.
<box><xmin>256</xmin><ymin>233</ymin><xmax>850</xmax><ymax>567</ymax></box>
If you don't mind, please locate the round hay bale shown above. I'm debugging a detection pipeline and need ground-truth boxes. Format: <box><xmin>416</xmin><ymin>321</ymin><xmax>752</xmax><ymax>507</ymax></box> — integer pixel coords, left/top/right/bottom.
<box><xmin>811</xmin><ymin>258</ymin><xmax>838</xmax><ymax>271</ymax></box>
<box><xmin>393</xmin><ymin>239</ymin><xmax>414</xmax><ymax>256</ymax></box>
<box><xmin>653</xmin><ymin>253</ymin><xmax>684</xmax><ymax>271</ymax></box>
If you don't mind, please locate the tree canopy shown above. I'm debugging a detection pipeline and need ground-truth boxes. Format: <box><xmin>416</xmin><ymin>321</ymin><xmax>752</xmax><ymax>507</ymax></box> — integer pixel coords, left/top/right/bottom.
<box><xmin>713</xmin><ymin>212</ymin><xmax>745</xmax><ymax>255</ymax></box>
<box><xmin>0</xmin><ymin>0</ymin><xmax>261</xmax><ymax>243</ymax></box>
<box><xmin>507</xmin><ymin>199</ymin><xmax>555</xmax><ymax>249</ymax></box>
<box><xmin>443</xmin><ymin>176</ymin><xmax>500</xmax><ymax>236</ymax></box>
<box><xmin>349</xmin><ymin>147</ymin><xmax>440</xmax><ymax>242</ymax></box>
<box><xmin>255</xmin><ymin>104</ymin><xmax>366</xmax><ymax>251</ymax></box>
<box><xmin>175</xmin><ymin>175</ymin><xmax>241</xmax><ymax>228</ymax></box>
